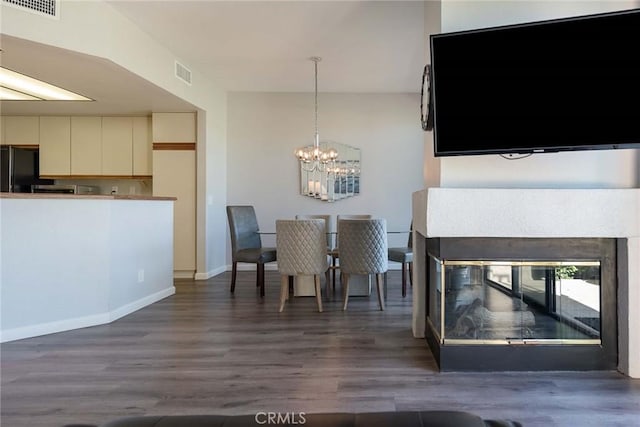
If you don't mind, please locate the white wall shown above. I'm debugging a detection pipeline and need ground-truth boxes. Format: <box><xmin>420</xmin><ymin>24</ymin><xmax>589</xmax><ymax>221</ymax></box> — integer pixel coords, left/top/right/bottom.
<box><xmin>438</xmin><ymin>0</ymin><xmax>640</xmax><ymax>189</ymax></box>
<box><xmin>227</xmin><ymin>92</ymin><xmax>424</xmax><ymax>261</ymax></box>
<box><xmin>0</xmin><ymin>198</ymin><xmax>175</xmax><ymax>342</ymax></box>
<box><xmin>423</xmin><ymin>0</ymin><xmax>441</xmax><ymax>188</ymax></box>
<box><xmin>1</xmin><ymin>1</ymin><xmax>228</xmax><ymax>280</ymax></box>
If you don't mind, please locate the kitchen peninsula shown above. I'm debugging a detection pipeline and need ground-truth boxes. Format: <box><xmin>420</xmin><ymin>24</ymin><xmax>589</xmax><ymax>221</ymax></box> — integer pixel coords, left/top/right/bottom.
<box><xmin>0</xmin><ymin>193</ymin><xmax>176</xmax><ymax>342</ymax></box>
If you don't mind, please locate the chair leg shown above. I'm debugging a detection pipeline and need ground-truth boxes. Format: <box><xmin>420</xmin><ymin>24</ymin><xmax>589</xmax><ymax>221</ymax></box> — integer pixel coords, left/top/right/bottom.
<box><xmin>342</xmin><ymin>273</ymin><xmax>350</xmax><ymax>311</ymax></box>
<box><xmin>257</xmin><ymin>263</ymin><xmax>265</xmax><ymax>297</ymax></box>
<box><xmin>314</xmin><ymin>275</ymin><xmax>323</xmax><ymax>313</ymax></box>
<box><xmin>279</xmin><ymin>275</ymin><xmax>289</xmax><ymax>312</ymax></box>
<box><xmin>401</xmin><ymin>262</ymin><xmax>407</xmax><ymax>298</ymax></box>
<box><xmin>376</xmin><ymin>273</ymin><xmax>386</xmax><ymax>311</ymax></box>
<box><xmin>230</xmin><ymin>262</ymin><xmax>238</xmax><ymax>293</ymax></box>
<box><xmin>289</xmin><ymin>276</ymin><xmax>294</xmax><ymax>296</ymax></box>
<box><xmin>332</xmin><ymin>256</ymin><xmax>337</xmax><ymax>289</ymax></box>
<box><xmin>325</xmin><ymin>269</ymin><xmax>331</xmax><ymax>291</ymax></box>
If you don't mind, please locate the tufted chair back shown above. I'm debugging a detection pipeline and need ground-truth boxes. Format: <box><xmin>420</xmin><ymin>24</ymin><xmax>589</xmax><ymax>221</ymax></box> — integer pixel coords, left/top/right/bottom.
<box><xmin>276</xmin><ymin>219</ymin><xmax>328</xmax><ymax>276</ymax></box>
<box><xmin>295</xmin><ymin>214</ymin><xmax>333</xmax><ymax>250</ymax></box>
<box><xmin>338</xmin><ymin>218</ymin><xmax>388</xmax><ymax>275</ymax></box>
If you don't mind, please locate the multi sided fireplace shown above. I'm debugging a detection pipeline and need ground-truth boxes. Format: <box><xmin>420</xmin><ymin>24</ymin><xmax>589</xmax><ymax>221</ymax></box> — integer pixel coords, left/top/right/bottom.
<box><xmin>424</xmin><ymin>237</ymin><xmax>618</xmax><ymax>371</ymax></box>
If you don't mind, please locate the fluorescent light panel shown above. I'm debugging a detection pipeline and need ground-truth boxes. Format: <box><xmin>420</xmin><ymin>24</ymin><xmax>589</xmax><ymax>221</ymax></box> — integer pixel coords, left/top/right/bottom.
<box><xmin>0</xmin><ymin>86</ymin><xmax>41</xmax><ymax>100</ymax></box>
<box><xmin>0</xmin><ymin>67</ymin><xmax>92</xmax><ymax>101</ymax></box>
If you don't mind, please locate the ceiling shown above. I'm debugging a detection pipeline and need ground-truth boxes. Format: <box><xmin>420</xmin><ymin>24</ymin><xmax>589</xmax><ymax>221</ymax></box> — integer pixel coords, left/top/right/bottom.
<box><xmin>0</xmin><ymin>0</ymin><xmax>427</xmax><ymax>116</ymax></box>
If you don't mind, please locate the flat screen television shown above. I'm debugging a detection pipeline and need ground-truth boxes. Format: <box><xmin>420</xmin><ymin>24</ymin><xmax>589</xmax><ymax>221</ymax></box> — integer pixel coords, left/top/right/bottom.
<box><xmin>429</xmin><ymin>9</ymin><xmax>640</xmax><ymax>157</ymax></box>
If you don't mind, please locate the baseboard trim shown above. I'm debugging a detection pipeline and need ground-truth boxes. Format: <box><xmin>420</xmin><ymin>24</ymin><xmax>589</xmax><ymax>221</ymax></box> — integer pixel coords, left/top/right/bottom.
<box><xmin>109</xmin><ymin>287</ymin><xmax>176</xmax><ymax>322</ymax></box>
<box><xmin>194</xmin><ymin>266</ymin><xmax>226</xmax><ymax>280</ymax></box>
<box><xmin>0</xmin><ymin>287</ymin><xmax>175</xmax><ymax>343</ymax></box>
<box><xmin>174</xmin><ymin>270</ymin><xmax>195</xmax><ymax>279</ymax></box>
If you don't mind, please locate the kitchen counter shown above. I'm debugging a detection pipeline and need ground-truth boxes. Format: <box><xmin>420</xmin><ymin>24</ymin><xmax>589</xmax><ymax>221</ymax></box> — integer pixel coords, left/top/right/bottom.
<box><xmin>1</xmin><ymin>194</ymin><xmax>176</xmax><ymax>342</ymax></box>
<box><xmin>0</xmin><ymin>192</ymin><xmax>176</xmax><ymax>201</ymax></box>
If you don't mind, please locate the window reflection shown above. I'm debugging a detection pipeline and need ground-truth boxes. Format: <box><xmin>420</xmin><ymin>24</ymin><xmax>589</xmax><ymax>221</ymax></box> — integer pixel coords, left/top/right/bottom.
<box><xmin>428</xmin><ymin>259</ymin><xmax>601</xmax><ymax>343</ymax></box>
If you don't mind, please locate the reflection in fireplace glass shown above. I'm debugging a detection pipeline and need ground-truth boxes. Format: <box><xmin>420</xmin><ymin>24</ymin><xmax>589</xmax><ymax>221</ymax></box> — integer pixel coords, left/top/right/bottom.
<box><xmin>429</xmin><ymin>259</ymin><xmax>601</xmax><ymax>344</ymax></box>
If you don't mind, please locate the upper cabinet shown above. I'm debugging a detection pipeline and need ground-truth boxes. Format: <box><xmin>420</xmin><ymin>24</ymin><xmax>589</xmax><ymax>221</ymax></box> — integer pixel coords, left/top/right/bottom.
<box><xmin>133</xmin><ymin>116</ymin><xmax>152</xmax><ymax>176</ymax></box>
<box><xmin>26</xmin><ymin>115</ymin><xmax>152</xmax><ymax>178</ymax></box>
<box><xmin>71</xmin><ymin>116</ymin><xmax>102</xmax><ymax>175</ymax></box>
<box><xmin>152</xmin><ymin>112</ymin><xmax>196</xmax><ymax>143</ymax></box>
<box><xmin>2</xmin><ymin>116</ymin><xmax>40</xmax><ymax>146</ymax></box>
<box><xmin>39</xmin><ymin>117</ymin><xmax>71</xmax><ymax>176</ymax></box>
<box><xmin>102</xmin><ymin>117</ymin><xmax>133</xmax><ymax>176</ymax></box>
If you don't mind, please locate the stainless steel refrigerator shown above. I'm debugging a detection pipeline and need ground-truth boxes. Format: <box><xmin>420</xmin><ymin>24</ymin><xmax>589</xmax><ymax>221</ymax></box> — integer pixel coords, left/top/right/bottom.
<box><xmin>0</xmin><ymin>145</ymin><xmax>53</xmax><ymax>192</ymax></box>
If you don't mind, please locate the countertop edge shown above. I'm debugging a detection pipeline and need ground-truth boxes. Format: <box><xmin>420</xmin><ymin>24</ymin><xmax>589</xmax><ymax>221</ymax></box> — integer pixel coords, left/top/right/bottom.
<box><xmin>0</xmin><ymin>193</ymin><xmax>177</xmax><ymax>201</ymax></box>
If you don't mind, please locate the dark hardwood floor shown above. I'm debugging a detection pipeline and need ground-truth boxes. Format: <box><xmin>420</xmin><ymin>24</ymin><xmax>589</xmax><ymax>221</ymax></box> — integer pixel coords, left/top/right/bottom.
<box><xmin>1</xmin><ymin>270</ymin><xmax>639</xmax><ymax>427</ymax></box>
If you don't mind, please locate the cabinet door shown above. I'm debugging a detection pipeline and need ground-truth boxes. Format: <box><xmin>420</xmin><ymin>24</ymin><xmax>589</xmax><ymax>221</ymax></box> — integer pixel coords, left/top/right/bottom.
<box><xmin>152</xmin><ymin>112</ymin><xmax>196</xmax><ymax>143</ymax></box>
<box><xmin>153</xmin><ymin>149</ymin><xmax>196</xmax><ymax>274</ymax></box>
<box><xmin>3</xmin><ymin>116</ymin><xmax>40</xmax><ymax>145</ymax></box>
<box><xmin>71</xmin><ymin>117</ymin><xmax>102</xmax><ymax>175</ymax></box>
<box><xmin>39</xmin><ymin>117</ymin><xmax>71</xmax><ymax>176</ymax></box>
<box><xmin>132</xmin><ymin>117</ymin><xmax>152</xmax><ymax>176</ymax></box>
<box><xmin>102</xmin><ymin>117</ymin><xmax>133</xmax><ymax>176</ymax></box>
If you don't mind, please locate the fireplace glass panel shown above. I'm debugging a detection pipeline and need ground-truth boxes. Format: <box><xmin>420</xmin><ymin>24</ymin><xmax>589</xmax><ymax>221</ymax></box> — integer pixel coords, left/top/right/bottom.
<box><xmin>430</xmin><ymin>259</ymin><xmax>601</xmax><ymax>344</ymax></box>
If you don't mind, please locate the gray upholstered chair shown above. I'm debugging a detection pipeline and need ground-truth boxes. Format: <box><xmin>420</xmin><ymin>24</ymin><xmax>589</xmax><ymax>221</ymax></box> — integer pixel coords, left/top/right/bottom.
<box><xmin>295</xmin><ymin>214</ymin><xmax>332</xmax><ymax>286</ymax></box>
<box><xmin>330</xmin><ymin>214</ymin><xmax>372</xmax><ymax>288</ymax></box>
<box><xmin>388</xmin><ymin>223</ymin><xmax>413</xmax><ymax>297</ymax></box>
<box><xmin>226</xmin><ymin>205</ymin><xmax>277</xmax><ymax>297</ymax></box>
<box><xmin>276</xmin><ymin>219</ymin><xmax>328</xmax><ymax>312</ymax></box>
<box><xmin>338</xmin><ymin>218</ymin><xmax>388</xmax><ymax>311</ymax></box>
<box><xmin>295</xmin><ymin>214</ymin><xmax>334</xmax><ymax>251</ymax></box>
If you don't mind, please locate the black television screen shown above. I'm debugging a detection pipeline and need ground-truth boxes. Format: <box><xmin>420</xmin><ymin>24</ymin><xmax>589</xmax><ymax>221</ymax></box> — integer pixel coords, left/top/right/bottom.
<box><xmin>430</xmin><ymin>9</ymin><xmax>640</xmax><ymax>156</ymax></box>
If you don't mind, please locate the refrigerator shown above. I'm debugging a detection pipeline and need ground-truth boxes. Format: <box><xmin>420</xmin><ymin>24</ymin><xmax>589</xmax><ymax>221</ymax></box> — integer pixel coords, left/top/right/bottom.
<box><xmin>0</xmin><ymin>145</ymin><xmax>53</xmax><ymax>193</ymax></box>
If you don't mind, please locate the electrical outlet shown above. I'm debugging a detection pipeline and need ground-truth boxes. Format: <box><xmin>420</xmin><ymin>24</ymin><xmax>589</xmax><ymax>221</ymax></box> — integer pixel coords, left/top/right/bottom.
<box><xmin>111</xmin><ymin>186</ymin><xmax>118</xmax><ymax>195</ymax></box>
<box><xmin>137</xmin><ymin>269</ymin><xmax>144</xmax><ymax>283</ymax></box>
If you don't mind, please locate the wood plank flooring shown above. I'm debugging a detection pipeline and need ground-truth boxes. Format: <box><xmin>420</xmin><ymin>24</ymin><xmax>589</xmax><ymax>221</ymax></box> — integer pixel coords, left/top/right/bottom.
<box><xmin>1</xmin><ymin>271</ymin><xmax>639</xmax><ymax>427</ymax></box>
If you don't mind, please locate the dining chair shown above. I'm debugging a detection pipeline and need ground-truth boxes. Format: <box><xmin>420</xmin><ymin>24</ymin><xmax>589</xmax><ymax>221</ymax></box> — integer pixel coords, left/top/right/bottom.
<box><xmin>226</xmin><ymin>205</ymin><xmax>277</xmax><ymax>297</ymax></box>
<box><xmin>296</xmin><ymin>214</ymin><xmax>332</xmax><ymax>286</ymax></box>
<box><xmin>331</xmin><ymin>214</ymin><xmax>372</xmax><ymax>288</ymax></box>
<box><xmin>338</xmin><ymin>218</ymin><xmax>388</xmax><ymax>311</ymax></box>
<box><xmin>388</xmin><ymin>223</ymin><xmax>413</xmax><ymax>297</ymax></box>
<box><xmin>276</xmin><ymin>219</ymin><xmax>328</xmax><ymax>312</ymax></box>
<box><xmin>295</xmin><ymin>214</ymin><xmax>334</xmax><ymax>251</ymax></box>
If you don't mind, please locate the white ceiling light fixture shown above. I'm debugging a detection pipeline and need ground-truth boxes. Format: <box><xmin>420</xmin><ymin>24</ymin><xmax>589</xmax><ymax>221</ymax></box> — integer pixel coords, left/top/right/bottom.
<box><xmin>0</xmin><ymin>86</ymin><xmax>41</xmax><ymax>100</ymax></box>
<box><xmin>0</xmin><ymin>67</ymin><xmax>92</xmax><ymax>101</ymax></box>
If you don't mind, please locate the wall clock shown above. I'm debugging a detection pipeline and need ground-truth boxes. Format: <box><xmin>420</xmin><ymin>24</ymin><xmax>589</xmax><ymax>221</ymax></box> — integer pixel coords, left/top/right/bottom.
<box><xmin>420</xmin><ymin>64</ymin><xmax>434</xmax><ymax>131</ymax></box>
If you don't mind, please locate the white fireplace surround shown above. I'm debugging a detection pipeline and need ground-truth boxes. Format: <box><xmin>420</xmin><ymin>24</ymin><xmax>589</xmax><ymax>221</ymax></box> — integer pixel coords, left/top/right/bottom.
<box><xmin>412</xmin><ymin>188</ymin><xmax>640</xmax><ymax>378</ymax></box>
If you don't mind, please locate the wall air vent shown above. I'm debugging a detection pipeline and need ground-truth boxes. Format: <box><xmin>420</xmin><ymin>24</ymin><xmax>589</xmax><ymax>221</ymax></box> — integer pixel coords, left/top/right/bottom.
<box><xmin>175</xmin><ymin>61</ymin><xmax>192</xmax><ymax>86</ymax></box>
<box><xmin>2</xmin><ymin>0</ymin><xmax>58</xmax><ymax>18</ymax></box>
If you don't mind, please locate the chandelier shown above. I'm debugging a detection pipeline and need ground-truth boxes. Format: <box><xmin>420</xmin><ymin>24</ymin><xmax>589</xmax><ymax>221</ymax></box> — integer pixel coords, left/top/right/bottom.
<box><xmin>294</xmin><ymin>58</ymin><xmax>360</xmax><ymax>202</ymax></box>
<box><xmin>294</xmin><ymin>57</ymin><xmax>338</xmax><ymax>171</ymax></box>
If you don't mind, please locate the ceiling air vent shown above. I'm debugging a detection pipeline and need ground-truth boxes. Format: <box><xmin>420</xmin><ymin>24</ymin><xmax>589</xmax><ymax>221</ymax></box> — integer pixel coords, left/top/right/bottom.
<box><xmin>2</xmin><ymin>0</ymin><xmax>58</xmax><ymax>18</ymax></box>
<box><xmin>175</xmin><ymin>61</ymin><xmax>192</xmax><ymax>86</ymax></box>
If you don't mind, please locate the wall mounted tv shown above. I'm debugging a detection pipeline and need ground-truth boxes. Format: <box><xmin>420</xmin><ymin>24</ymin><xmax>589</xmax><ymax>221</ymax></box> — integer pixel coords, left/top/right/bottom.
<box><xmin>430</xmin><ymin>9</ymin><xmax>640</xmax><ymax>157</ymax></box>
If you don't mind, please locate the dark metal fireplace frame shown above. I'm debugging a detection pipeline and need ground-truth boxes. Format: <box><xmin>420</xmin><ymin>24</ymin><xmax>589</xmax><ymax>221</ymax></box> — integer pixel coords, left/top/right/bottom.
<box><xmin>424</xmin><ymin>237</ymin><xmax>618</xmax><ymax>371</ymax></box>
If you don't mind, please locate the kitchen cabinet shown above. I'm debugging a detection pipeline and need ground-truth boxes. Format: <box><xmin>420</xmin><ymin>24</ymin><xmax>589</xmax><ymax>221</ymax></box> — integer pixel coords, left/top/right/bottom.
<box><xmin>132</xmin><ymin>117</ymin><xmax>152</xmax><ymax>176</ymax></box>
<box><xmin>151</xmin><ymin>112</ymin><xmax>196</xmax><ymax>278</ymax></box>
<box><xmin>102</xmin><ymin>117</ymin><xmax>133</xmax><ymax>175</ymax></box>
<box><xmin>152</xmin><ymin>112</ymin><xmax>196</xmax><ymax>143</ymax></box>
<box><xmin>153</xmin><ymin>149</ymin><xmax>196</xmax><ymax>277</ymax></box>
<box><xmin>2</xmin><ymin>116</ymin><xmax>40</xmax><ymax>146</ymax></box>
<box><xmin>71</xmin><ymin>117</ymin><xmax>102</xmax><ymax>175</ymax></box>
<box><xmin>39</xmin><ymin>117</ymin><xmax>71</xmax><ymax>176</ymax></box>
